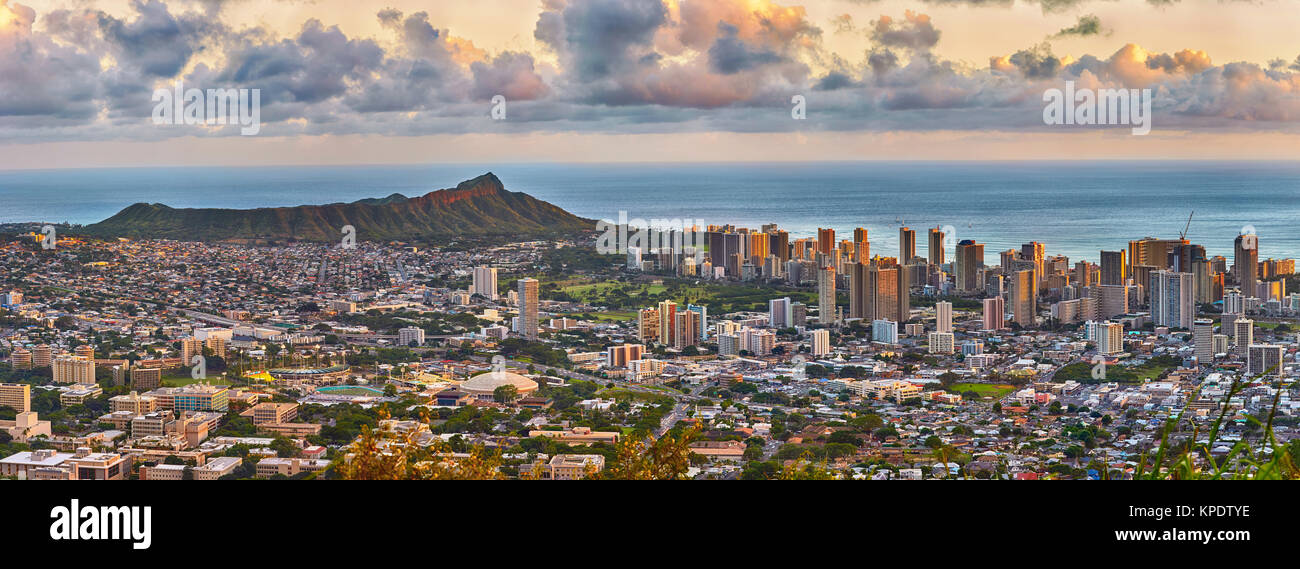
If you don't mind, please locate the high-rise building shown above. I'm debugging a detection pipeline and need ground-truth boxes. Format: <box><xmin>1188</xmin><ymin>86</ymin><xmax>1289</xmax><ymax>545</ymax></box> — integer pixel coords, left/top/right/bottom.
<box><xmin>686</xmin><ymin>304</ymin><xmax>708</xmax><ymax>340</ymax></box>
<box><xmin>1050</xmin><ymin>298</ymin><xmax>1090</xmax><ymax>324</ymax></box>
<box><xmin>899</xmin><ymin>227</ymin><xmax>916</xmax><ymax>264</ymax></box>
<box><xmin>1193</xmin><ymin>319</ymin><xmax>1214</xmax><ymax>363</ymax></box>
<box><xmin>871</xmin><ymin>319</ymin><xmax>899</xmax><ymax>344</ymax></box>
<box><xmin>1129</xmin><ymin>237</ymin><xmax>1185</xmax><ymax>272</ymax></box>
<box><xmin>637</xmin><ymin>308</ymin><xmax>660</xmax><ymax>343</ymax></box>
<box><xmin>1100</xmin><ymin>250</ymin><xmax>1126</xmax><ymax>285</ymax></box>
<box><xmin>1011</xmin><ymin>269</ymin><xmax>1036</xmax><ymax>327</ymax></box>
<box><xmin>205</xmin><ymin>335</ymin><xmax>226</xmax><ymax>357</ymax></box>
<box><xmin>748</xmin><ymin>232</ymin><xmax>770</xmax><ymax>261</ymax></box>
<box><xmin>1074</xmin><ymin>261</ymin><xmax>1093</xmax><ymax>288</ymax></box>
<box><xmin>398</xmin><ymin>326</ymin><xmax>426</xmax><ymax>346</ymax></box>
<box><xmin>791</xmin><ymin>302</ymin><xmax>808</xmax><ymax>327</ymax></box>
<box><xmin>982</xmin><ymin>297</ymin><xmax>1005</xmax><ymax>331</ymax></box>
<box><xmin>131</xmin><ymin>367</ymin><xmax>163</xmax><ymax>391</ymax></box>
<box><xmin>817</xmin><ymin>228</ymin><xmax>835</xmax><ymax>256</ymax></box>
<box><xmin>657</xmin><ymin>300</ymin><xmax>678</xmax><ymax>346</ymax></box>
<box><xmin>472</xmin><ymin>267</ymin><xmax>499</xmax><ymax>300</ymax></box>
<box><xmin>928</xmin><ymin>226</ymin><xmax>945</xmax><ymax>265</ymax></box>
<box><xmin>1234</xmin><ymin>232</ymin><xmax>1259</xmax><ymax>297</ymax></box>
<box><xmin>1090</xmin><ymin>320</ymin><xmax>1125</xmax><ymax>355</ymax></box>
<box><xmin>1131</xmin><ymin>264</ymin><xmax>1156</xmax><ymax>302</ymax></box>
<box><xmin>1233</xmin><ymin>318</ymin><xmax>1254</xmax><ymax>357</ymax></box>
<box><xmin>52</xmin><ymin>356</ymin><xmax>95</xmax><ymax>385</ymax></box>
<box><xmin>606</xmin><ymin>344</ymin><xmax>644</xmax><ymax>368</ymax></box>
<box><xmin>1168</xmin><ymin>242</ymin><xmax>1205</xmax><ymax>274</ymax></box>
<box><xmin>955</xmin><ymin>240</ymin><xmax>984</xmax><ymax>292</ymax></box>
<box><xmin>0</xmin><ymin>383</ymin><xmax>31</xmax><ymax>414</ymax></box>
<box><xmin>935</xmin><ymin>301</ymin><xmax>952</xmax><ymax>333</ymax></box>
<box><xmin>818</xmin><ymin>266</ymin><xmax>837</xmax><ymax>326</ymax></box>
<box><xmin>1213</xmin><ymin>334</ymin><xmax>1230</xmax><ymax>356</ymax></box>
<box><xmin>1021</xmin><ymin>241</ymin><xmax>1045</xmax><ymax>292</ymax></box>
<box><xmin>673</xmin><ymin>310</ymin><xmax>700</xmax><ymax>349</ymax></box>
<box><xmin>928</xmin><ymin>332</ymin><xmax>955</xmax><ymax>354</ymax></box>
<box><xmin>10</xmin><ymin>348</ymin><xmax>31</xmax><ymax>370</ymax></box>
<box><xmin>1149</xmin><ymin>271</ymin><xmax>1195</xmax><ymax>329</ymax></box>
<box><xmin>745</xmin><ymin>329</ymin><xmax>776</xmax><ymax>356</ymax></box>
<box><xmin>1192</xmin><ymin>259</ymin><xmax>1217</xmax><ymax>304</ymax></box>
<box><xmin>1090</xmin><ymin>285</ymin><xmax>1130</xmax><ymax>319</ymax></box>
<box><xmin>1223</xmin><ymin>290</ymin><xmax>1244</xmax><ymax>314</ymax></box>
<box><xmin>770</xmin><ymin>230</ymin><xmax>790</xmax><ymax>263</ymax></box>
<box><xmin>518</xmin><ymin>278</ymin><xmax>539</xmax><ymax>341</ymax></box>
<box><xmin>849</xmin><ymin>262</ymin><xmax>867</xmax><ymax>320</ymax></box>
<box><xmin>769</xmin><ymin>297</ymin><xmax>792</xmax><ymax>328</ymax></box>
<box><xmin>1247</xmin><ymin>344</ymin><xmax>1284</xmax><ymax>377</ymax></box>
<box><xmin>32</xmin><ymin>345</ymin><xmax>52</xmax><ymax>368</ymax></box>
<box><xmin>851</xmin><ymin>259</ymin><xmax>909</xmax><ymax>324</ymax></box>
<box><xmin>810</xmin><ymin>329</ymin><xmax>830</xmax><ymax>356</ymax></box>
<box><xmin>180</xmin><ymin>336</ymin><xmax>203</xmax><ymax>365</ymax></box>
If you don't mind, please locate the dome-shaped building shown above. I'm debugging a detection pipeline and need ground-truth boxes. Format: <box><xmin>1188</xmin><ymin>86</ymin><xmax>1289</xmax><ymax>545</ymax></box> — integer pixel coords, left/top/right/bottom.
<box><xmin>458</xmin><ymin>370</ymin><xmax>538</xmax><ymax>401</ymax></box>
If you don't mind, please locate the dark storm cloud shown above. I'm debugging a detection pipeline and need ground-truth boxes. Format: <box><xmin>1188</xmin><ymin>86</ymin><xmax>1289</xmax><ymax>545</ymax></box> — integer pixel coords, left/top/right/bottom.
<box><xmin>535</xmin><ymin>0</ymin><xmax>667</xmax><ymax>80</ymax></box>
<box><xmin>709</xmin><ymin>23</ymin><xmax>783</xmax><ymax>74</ymax></box>
<box><xmin>95</xmin><ymin>0</ymin><xmax>220</xmax><ymax>77</ymax></box>
<box><xmin>1006</xmin><ymin>43</ymin><xmax>1062</xmax><ymax>78</ymax></box>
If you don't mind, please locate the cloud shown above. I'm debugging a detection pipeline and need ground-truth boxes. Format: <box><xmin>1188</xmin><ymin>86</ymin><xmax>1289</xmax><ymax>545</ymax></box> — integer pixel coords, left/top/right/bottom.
<box><xmin>830</xmin><ymin>14</ymin><xmax>855</xmax><ymax>34</ymax></box>
<box><xmin>532</xmin><ymin>0</ymin><xmax>817</xmax><ymax>108</ymax></box>
<box><xmin>992</xmin><ymin>43</ymin><xmax>1063</xmax><ymax>78</ymax></box>
<box><xmin>471</xmin><ymin>52</ymin><xmax>549</xmax><ymax>100</ymax></box>
<box><xmin>709</xmin><ymin>23</ymin><xmax>783</xmax><ymax>74</ymax></box>
<box><xmin>94</xmin><ymin>0</ymin><xmax>220</xmax><ymax>78</ymax></box>
<box><xmin>535</xmin><ymin>0</ymin><xmax>667</xmax><ymax>81</ymax></box>
<box><xmin>0</xmin><ymin>0</ymin><xmax>101</xmax><ymax>122</ymax></box>
<box><xmin>869</xmin><ymin>10</ymin><xmax>940</xmax><ymax>52</ymax></box>
<box><xmin>1052</xmin><ymin>14</ymin><xmax>1107</xmax><ymax>38</ymax></box>
<box><xmin>868</xmin><ymin>48</ymin><xmax>901</xmax><ymax>77</ymax></box>
<box><xmin>1</xmin><ymin>0</ymin><xmax>1299</xmax><ymax>142</ymax></box>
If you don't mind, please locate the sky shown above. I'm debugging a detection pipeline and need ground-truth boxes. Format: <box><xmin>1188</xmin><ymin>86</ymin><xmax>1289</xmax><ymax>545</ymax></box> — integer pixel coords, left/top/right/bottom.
<box><xmin>1</xmin><ymin>0</ymin><xmax>1298</xmax><ymax>168</ymax></box>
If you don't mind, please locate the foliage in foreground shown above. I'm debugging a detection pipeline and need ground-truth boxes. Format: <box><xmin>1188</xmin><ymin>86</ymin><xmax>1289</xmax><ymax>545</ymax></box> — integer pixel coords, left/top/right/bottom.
<box><xmin>1134</xmin><ymin>369</ymin><xmax>1300</xmax><ymax>480</ymax></box>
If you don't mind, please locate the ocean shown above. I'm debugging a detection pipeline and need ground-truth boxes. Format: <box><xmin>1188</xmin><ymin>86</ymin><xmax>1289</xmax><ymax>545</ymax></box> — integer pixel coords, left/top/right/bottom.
<box><xmin>2</xmin><ymin>161</ymin><xmax>1298</xmax><ymax>265</ymax></box>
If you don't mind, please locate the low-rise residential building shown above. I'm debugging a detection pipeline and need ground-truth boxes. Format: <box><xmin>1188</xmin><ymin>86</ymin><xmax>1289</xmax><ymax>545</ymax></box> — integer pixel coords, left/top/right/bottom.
<box><xmin>547</xmin><ymin>454</ymin><xmax>605</xmax><ymax>480</ymax></box>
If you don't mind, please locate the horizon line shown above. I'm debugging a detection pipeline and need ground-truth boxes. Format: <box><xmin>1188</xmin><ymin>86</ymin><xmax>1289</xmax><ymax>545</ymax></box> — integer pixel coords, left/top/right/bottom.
<box><xmin>4</xmin><ymin>157</ymin><xmax>1300</xmax><ymax>174</ymax></box>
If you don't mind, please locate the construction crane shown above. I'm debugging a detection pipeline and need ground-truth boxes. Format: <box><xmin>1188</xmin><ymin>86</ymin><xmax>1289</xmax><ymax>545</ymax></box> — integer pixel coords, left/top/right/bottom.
<box><xmin>1179</xmin><ymin>211</ymin><xmax>1194</xmax><ymax>240</ymax></box>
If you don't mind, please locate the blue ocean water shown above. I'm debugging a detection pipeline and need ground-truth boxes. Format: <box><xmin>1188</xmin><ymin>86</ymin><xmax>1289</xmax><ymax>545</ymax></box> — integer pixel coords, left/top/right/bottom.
<box><xmin>2</xmin><ymin>161</ymin><xmax>1298</xmax><ymax>265</ymax></box>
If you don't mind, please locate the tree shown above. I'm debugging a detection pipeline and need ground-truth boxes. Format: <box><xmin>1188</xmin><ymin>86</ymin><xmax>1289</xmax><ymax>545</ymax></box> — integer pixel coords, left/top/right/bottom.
<box><xmin>338</xmin><ymin>411</ymin><xmax>504</xmax><ymax>480</ymax></box>
<box><xmin>493</xmin><ymin>384</ymin><xmax>519</xmax><ymax>404</ymax></box>
<box><xmin>598</xmin><ymin>423</ymin><xmax>702</xmax><ymax>480</ymax></box>
<box><xmin>270</xmin><ymin>437</ymin><xmax>299</xmax><ymax>458</ymax></box>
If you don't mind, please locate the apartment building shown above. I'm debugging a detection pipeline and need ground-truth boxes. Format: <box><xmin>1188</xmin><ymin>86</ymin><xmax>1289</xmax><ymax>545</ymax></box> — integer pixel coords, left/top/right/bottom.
<box><xmin>546</xmin><ymin>454</ymin><xmax>605</xmax><ymax>480</ymax></box>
